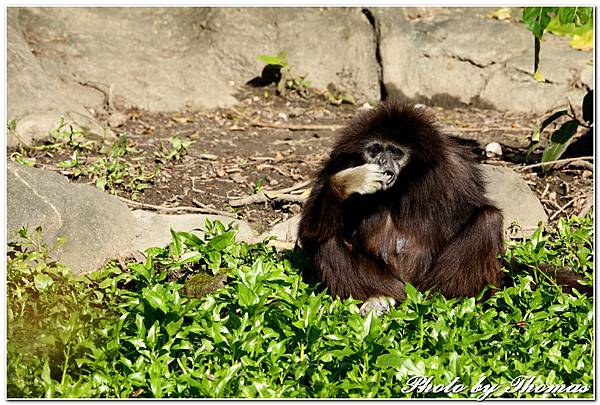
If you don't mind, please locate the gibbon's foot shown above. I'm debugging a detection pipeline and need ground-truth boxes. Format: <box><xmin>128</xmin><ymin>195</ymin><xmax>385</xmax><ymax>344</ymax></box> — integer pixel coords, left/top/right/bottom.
<box><xmin>359</xmin><ymin>296</ymin><xmax>396</xmax><ymax>317</ymax></box>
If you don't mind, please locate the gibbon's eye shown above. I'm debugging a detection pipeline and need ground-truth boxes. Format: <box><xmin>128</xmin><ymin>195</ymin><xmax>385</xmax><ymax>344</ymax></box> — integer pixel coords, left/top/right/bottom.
<box><xmin>389</xmin><ymin>145</ymin><xmax>404</xmax><ymax>157</ymax></box>
<box><xmin>367</xmin><ymin>143</ymin><xmax>383</xmax><ymax>157</ymax></box>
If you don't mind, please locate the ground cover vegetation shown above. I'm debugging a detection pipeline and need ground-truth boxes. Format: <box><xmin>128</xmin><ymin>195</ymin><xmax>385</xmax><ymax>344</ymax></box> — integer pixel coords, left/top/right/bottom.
<box><xmin>7</xmin><ymin>215</ymin><xmax>593</xmax><ymax>398</ymax></box>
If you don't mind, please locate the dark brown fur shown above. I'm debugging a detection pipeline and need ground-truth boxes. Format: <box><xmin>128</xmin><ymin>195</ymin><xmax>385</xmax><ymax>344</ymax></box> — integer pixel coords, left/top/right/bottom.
<box><xmin>298</xmin><ymin>101</ymin><xmax>506</xmax><ymax>301</ymax></box>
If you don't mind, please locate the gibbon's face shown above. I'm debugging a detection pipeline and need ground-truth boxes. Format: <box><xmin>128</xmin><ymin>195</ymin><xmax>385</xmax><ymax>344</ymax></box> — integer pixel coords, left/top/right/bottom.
<box><xmin>362</xmin><ymin>141</ymin><xmax>411</xmax><ymax>190</ymax></box>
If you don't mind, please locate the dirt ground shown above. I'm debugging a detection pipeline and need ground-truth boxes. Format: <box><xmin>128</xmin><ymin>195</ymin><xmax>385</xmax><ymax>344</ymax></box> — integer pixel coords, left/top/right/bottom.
<box><xmin>18</xmin><ymin>85</ymin><xmax>594</xmax><ymax>233</ymax></box>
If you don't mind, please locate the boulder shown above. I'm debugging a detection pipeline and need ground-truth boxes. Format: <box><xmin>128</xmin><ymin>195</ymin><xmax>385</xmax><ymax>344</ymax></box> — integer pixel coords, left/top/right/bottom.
<box><xmin>7</xmin><ymin>161</ymin><xmax>137</xmax><ymax>272</ymax></box>
<box><xmin>7</xmin><ymin>11</ymin><xmax>112</xmax><ymax>147</ymax></box>
<box><xmin>7</xmin><ymin>162</ymin><xmax>256</xmax><ymax>273</ymax></box>
<box><xmin>130</xmin><ymin>210</ymin><xmax>257</xmax><ymax>253</ymax></box>
<box><xmin>375</xmin><ymin>7</ymin><xmax>592</xmax><ymax>112</ymax></box>
<box><xmin>482</xmin><ymin>165</ymin><xmax>547</xmax><ymax>238</ymax></box>
<box><xmin>8</xmin><ymin>7</ymin><xmax>379</xmax><ymax>147</ymax></box>
<box><xmin>259</xmin><ymin>215</ymin><xmax>301</xmax><ymax>250</ymax></box>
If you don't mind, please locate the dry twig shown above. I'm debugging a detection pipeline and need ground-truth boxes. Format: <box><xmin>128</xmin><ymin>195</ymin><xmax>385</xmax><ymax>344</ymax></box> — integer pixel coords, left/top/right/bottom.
<box><xmin>516</xmin><ymin>156</ymin><xmax>593</xmax><ymax>172</ymax></box>
<box><xmin>118</xmin><ymin>196</ymin><xmax>234</xmax><ymax>216</ymax></box>
<box><xmin>578</xmin><ymin>193</ymin><xmax>594</xmax><ymax>218</ymax></box>
<box><xmin>442</xmin><ymin>126</ymin><xmax>531</xmax><ymax>133</ymax></box>
<box><xmin>229</xmin><ymin>191</ymin><xmax>306</xmax><ymax>207</ymax></box>
<box><xmin>549</xmin><ymin>193</ymin><xmax>586</xmax><ymax>221</ymax></box>
<box><xmin>228</xmin><ymin>180</ymin><xmax>312</xmax><ymax>207</ymax></box>
<box><xmin>539</xmin><ymin>183</ymin><xmax>550</xmax><ymax>200</ymax></box>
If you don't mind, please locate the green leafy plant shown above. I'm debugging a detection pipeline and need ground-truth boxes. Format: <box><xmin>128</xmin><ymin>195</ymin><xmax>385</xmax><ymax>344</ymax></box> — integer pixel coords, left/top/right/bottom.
<box><xmin>9</xmin><ymin>119</ymin><xmax>159</xmax><ymax>199</ymax></box>
<box><xmin>528</xmin><ymin>90</ymin><xmax>593</xmax><ymax>171</ymax></box>
<box><xmin>325</xmin><ymin>84</ymin><xmax>356</xmax><ymax>106</ymax></box>
<box><xmin>47</xmin><ymin>116</ymin><xmax>98</xmax><ymax>152</ymax></box>
<box><xmin>7</xmin><ymin>215</ymin><xmax>593</xmax><ymax>398</ymax></box>
<box><xmin>521</xmin><ymin>7</ymin><xmax>593</xmax><ymax>80</ymax></box>
<box><xmin>257</xmin><ymin>51</ymin><xmax>312</xmax><ymax>98</ymax></box>
<box><xmin>8</xmin><ymin>118</ymin><xmax>17</xmax><ymax>135</ymax></box>
<box><xmin>154</xmin><ymin>136</ymin><xmax>196</xmax><ymax>162</ymax></box>
<box><xmin>250</xmin><ymin>178</ymin><xmax>265</xmax><ymax>194</ymax></box>
<box><xmin>10</xmin><ymin>150</ymin><xmax>36</xmax><ymax>167</ymax></box>
<box><xmin>521</xmin><ymin>7</ymin><xmax>594</xmax><ymax>168</ymax></box>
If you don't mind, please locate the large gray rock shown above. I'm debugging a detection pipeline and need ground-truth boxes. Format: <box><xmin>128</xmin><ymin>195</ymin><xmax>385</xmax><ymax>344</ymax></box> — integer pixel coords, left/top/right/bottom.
<box><xmin>375</xmin><ymin>7</ymin><xmax>592</xmax><ymax>112</ymax></box>
<box><xmin>482</xmin><ymin>165</ymin><xmax>547</xmax><ymax>237</ymax></box>
<box><xmin>7</xmin><ymin>12</ymin><xmax>113</xmax><ymax>147</ymax></box>
<box><xmin>259</xmin><ymin>215</ymin><xmax>301</xmax><ymax>250</ymax></box>
<box><xmin>7</xmin><ymin>161</ymin><xmax>137</xmax><ymax>272</ymax></box>
<box><xmin>7</xmin><ymin>163</ymin><xmax>256</xmax><ymax>273</ymax></box>
<box><xmin>131</xmin><ymin>210</ymin><xmax>257</xmax><ymax>252</ymax></box>
<box><xmin>8</xmin><ymin>7</ymin><xmax>379</xmax><ymax>147</ymax></box>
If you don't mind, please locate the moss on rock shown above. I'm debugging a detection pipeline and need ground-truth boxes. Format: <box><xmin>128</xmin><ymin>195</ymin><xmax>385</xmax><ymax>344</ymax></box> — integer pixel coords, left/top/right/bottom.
<box><xmin>183</xmin><ymin>272</ymin><xmax>228</xmax><ymax>298</ymax></box>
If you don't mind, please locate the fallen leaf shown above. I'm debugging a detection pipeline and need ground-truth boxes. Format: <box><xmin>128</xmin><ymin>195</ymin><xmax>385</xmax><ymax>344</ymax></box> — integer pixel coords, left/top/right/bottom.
<box><xmin>487</xmin><ymin>8</ymin><xmax>511</xmax><ymax>21</ymax></box>
<box><xmin>533</xmin><ymin>69</ymin><xmax>546</xmax><ymax>82</ymax></box>
<box><xmin>171</xmin><ymin>116</ymin><xmax>193</xmax><ymax>124</ymax></box>
<box><xmin>570</xmin><ymin>30</ymin><xmax>593</xmax><ymax>51</ymax></box>
<box><xmin>230</xmin><ymin>173</ymin><xmax>245</xmax><ymax>183</ymax></box>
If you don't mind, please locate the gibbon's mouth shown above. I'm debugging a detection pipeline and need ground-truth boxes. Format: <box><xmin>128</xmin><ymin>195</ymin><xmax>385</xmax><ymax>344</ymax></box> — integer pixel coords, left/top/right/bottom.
<box><xmin>383</xmin><ymin>170</ymin><xmax>397</xmax><ymax>188</ymax></box>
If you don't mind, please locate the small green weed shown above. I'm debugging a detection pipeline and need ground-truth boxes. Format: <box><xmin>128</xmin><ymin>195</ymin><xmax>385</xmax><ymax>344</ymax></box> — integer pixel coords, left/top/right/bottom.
<box><xmin>8</xmin><ymin>119</ymin><xmax>159</xmax><ymax>200</ymax></box>
<box><xmin>250</xmin><ymin>178</ymin><xmax>265</xmax><ymax>194</ymax></box>
<box><xmin>154</xmin><ymin>136</ymin><xmax>196</xmax><ymax>162</ymax></box>
<box><xmin>85</xmin><ymin>135</ymin><xmax>158</xmax><ymax>198</ymax></box>
<box><xmin>257</xmin><ymin>52</ymin><xmax>312</xmax><ymax>98</ymax></box>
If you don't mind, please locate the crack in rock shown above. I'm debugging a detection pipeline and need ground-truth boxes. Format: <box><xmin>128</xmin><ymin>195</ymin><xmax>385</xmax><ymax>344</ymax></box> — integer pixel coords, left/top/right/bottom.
<box><xmin>447</xmin><ymin>53</ymin><xmax>496</xmax><ymax>69</ymax></box>
<box><xmin>12</xmin><ymin>166</ymin><xmax>64</xmax><ymax>230</ymax></box>
<box><xmin>362</xmin><ymin>8</ymin><xmax>387</xmax><ymax>100</ymax></box>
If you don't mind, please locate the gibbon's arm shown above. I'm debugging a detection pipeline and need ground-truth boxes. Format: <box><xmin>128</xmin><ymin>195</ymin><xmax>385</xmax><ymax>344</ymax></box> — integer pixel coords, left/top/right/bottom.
<box><xmin>330</xmin><ymin>163</ymin><xmax>387</xmax><ymax>200</ymax></box>
<box><xmin>299</xmin><ymin>163</ymin><xmax>387</xmax><ymax>245</ymax></box>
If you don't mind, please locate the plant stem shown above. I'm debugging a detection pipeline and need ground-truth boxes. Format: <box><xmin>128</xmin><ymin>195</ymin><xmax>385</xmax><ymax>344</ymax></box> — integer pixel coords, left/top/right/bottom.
<box><xmin>534</xmin><ymin>36</ymin><xmax>540</xmax><ymax>74</ymax></box>
<box><xmin>61</xmin><ymin>345</ymin><xmax>71</xmax><ymax>387</ymax></box>
<box><xmin>419</xmin><ymin>316</ymin><xmax>424</xmax><ymax>349</ymax></box>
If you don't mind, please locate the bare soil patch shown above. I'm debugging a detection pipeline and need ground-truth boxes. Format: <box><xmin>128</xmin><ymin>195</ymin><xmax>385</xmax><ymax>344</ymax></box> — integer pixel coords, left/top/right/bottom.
<box><xmin>14</xmin><ymin>85</ymin><xmax>593</xmax><ymax>233</ymax></box>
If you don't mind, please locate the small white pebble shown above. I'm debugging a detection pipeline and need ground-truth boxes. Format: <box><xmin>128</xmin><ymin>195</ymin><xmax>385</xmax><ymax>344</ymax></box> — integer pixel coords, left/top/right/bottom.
<box><xmin>485</xmin><ymin>142</ymin><xmax>503</xmax><ymax>158</ymax></box>
<box><xmin>414</xmin><ymin>103</ymin><xmax>426</xmax><ymax>110</ymax></box>
<box><xmin>359</xmin><ymin>102</ymin><xmax>374</xmax><ymax>111</ymax></box>
<box><xmin>277</xmin><ymin>112</ymin><xmax>288</xmax><ymax>121</ymax></box>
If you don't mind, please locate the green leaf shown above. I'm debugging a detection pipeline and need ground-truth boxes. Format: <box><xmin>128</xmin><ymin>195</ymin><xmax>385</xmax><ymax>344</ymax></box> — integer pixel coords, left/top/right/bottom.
<box><xmin>541</xmin><ymin>119</ymin><xmax>579</xmax><ymax>170</ymax></box>
<box><xmin>257</xmin><ymin>52</ymin><xmax>288</xmax><ymax>67</ymax></box>
<box><xmin>95</xmin><ymin>176</ymin><xmax>107</xmax><ymax>191</ymax></box>
<box><xmin>557</xmin><ymin>7</ymin><xmax>576</xmax><ymax>25</ymax></box>
<box><xmin>34</xmin><ymin>274</ymin><xmax>53</xmax><ymax>290</ymax></box>
<box><xmin>237</xmin><ymin>283</ymin><xmax>260</xmax><ymax>307</ymax></box>
<box><xmin>376</xmin><ymin>353</ymin><xmax>405</xmax><ymax>368</ymax></box>
<box><xmin>531</xmin><ymin>109</ymin><xmax>568</xmax><ymax>144</ymax></box>
<box><xmin>142</xmin><ymin>286</ymin><xmax>170</xmax><ymax>313</ymax></box>
<box><xmin>147</xmin><ymin>320</ymin><xmax>159</xmax><ymax>351</ymax></box>
<box><xmin>209</xmin><ymin>231</ymin><xmax>236</xmax><ymax>251</ymax></box>
<box><xmin>404</xmin><ymin>283</ymin><xmax>420</xmax><ymax>303</ymax></box>
<box><xmin>522</xmin><ymin>7</ymin><xmax>555</xmax><ymax>39</ymax></box>
<box><xmin>169</xmin><ymin>229</ymin><xmax>183</xmax><ymax>258</ymax></box>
